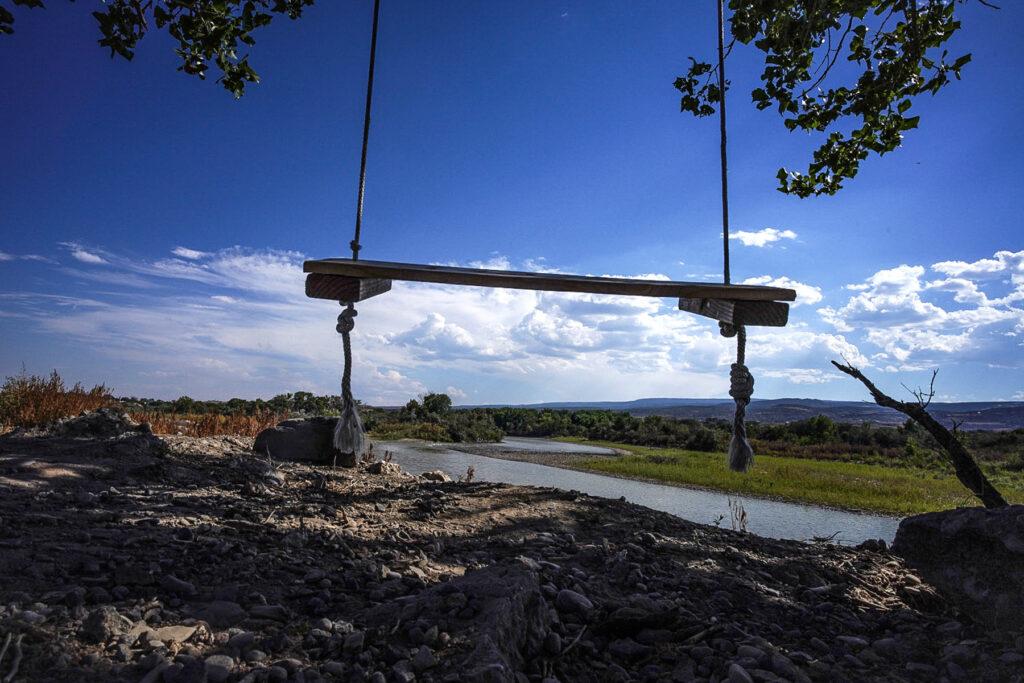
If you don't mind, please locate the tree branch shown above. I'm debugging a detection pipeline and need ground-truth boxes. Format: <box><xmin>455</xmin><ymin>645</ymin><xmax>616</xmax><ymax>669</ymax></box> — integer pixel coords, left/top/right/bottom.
<box><xmin>832</xmin><ymin>360</ymin><xmax>1007</xmax><ymax>509</ymax></box>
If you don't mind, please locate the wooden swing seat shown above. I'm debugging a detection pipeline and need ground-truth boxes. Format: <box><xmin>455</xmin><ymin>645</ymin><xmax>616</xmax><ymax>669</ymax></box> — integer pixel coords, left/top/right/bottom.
<box><xmin>304</xmin><ymin>258</ymin><xmax>796</xmax><ymax>328</ymax></box>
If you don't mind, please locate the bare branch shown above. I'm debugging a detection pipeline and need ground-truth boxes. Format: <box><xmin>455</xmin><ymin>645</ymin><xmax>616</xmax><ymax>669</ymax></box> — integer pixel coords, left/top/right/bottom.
<box><xmin>831</xmin><ymin>360</ymin><xmax>1007</xmax><ymax>509</ymax></box>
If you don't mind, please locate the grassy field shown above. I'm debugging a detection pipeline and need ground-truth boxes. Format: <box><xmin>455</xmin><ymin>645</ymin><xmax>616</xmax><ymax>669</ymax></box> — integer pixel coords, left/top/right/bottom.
<box><xmin>569</xmin><ymin>440</ymin><xmax>1024</xmax><ymax>515</ymax></box>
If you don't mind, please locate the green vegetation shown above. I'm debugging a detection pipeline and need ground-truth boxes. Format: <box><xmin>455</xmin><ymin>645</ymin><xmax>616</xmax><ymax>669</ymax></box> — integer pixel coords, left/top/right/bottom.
<box><xmin>574</xmin><ymin>442</ymin><xmax>1024</xmax><ymax>516</ymax></box>
<box><xmin>13</xmin><ymin>378</ymin><xmax>1019</xmax><ymax>514</ymax></box>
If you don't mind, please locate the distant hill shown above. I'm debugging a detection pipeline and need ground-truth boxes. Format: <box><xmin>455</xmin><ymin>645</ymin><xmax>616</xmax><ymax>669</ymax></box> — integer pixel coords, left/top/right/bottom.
<box><xmin>469</xmin><ymin>397</ymin><xmax>1024</xmax><ymax>431</ymax></box>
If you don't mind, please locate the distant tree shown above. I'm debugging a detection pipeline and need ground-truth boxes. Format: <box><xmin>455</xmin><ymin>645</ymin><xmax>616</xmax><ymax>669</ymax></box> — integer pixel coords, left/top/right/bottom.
<box><xmin>171</xmin><ymin>395</ymin><xmax>196</xmax><ymax>413</ymax></box>
<box><xmin>421</xmin><ymin>393</ymin><xmax>452</xmax><ymax>417</ymax></box>
<box><xmin>677</xmin><ymin>1</ymin><xmax>994</xmax><ymax>196</ymax></box>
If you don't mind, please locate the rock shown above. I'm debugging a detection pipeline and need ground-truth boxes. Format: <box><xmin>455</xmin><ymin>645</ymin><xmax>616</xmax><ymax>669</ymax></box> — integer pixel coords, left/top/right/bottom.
<box><xmin>253</xmin><ymin>417</ymin><xmax>355</xmax><ymax>467</ymax></box>
<box><xmin>366</xmin><ymin>565</ymin><xmax>549</xmax><ymax>679</ymax></box>
<box><xmin>196</xmin><ymin>601</ymin><xmax>247</xmax><ymax>629</ymax></box>
<box><xmin>52</xmin><ymin>408</ymin><xmax>146</xmax><ymax>439</ymax></box>
<box><xmin>729</xmin><ymin>662</ymin><xmax>754</xmax><ymax>683</ymax></box>
<box><xmin>736</xmin><ymin>645</ymin><xmax>765</xmax><ymax>661</ymax></box>
<box><xmin>421</xmin><ymin>470</ymin><xmax>451</xmax><ymax>483</ymax></box>
<box><xmin>249</xmin><ymin>604</ymin><xmax>289</xmax><ymax>622</ymax></box>
<box><xmin>836</xmin><ymin>635</ymin><xmax>868</xmax><ymax>650</ymax></box>
<box><xmin>80</xmin><ymin>606</ymin><xmax>132</xmax><ymax>644</ymax></box>
<box><xmin>343</xmin><ymin>630</ymin><xmax>365</xmax><ymax>656</ymax></box>
<box><xmin>266</xmin><ymin>666</ymin><xmax>289</xmax><ymax>682</ymax></box>
<box><xmin>412</xmin><ymin>646</ymin><xmax>437</xmax><ymax>671</ymax></box>
<box><xmin>204</xmin><ymin>654</ymin><xmax>235</xmax><ymax>683</ymax></box>
<box><xmin>152</xmin><ymin>625</ymin><xmax>197</xmax><ymax>645</ymax></box>
<box><xmin>555</xmin><ymin>589</ymin><xmax>593</xmax><ymax>615</ymax></box>
<box><xmin>161</xmin><ymin>574</ymin><xmax>197</xmax><ymax>597</ymax></box>
<box><xmin>226</xmin><ymin>631</ymin><xmax>256</xmax><ymax>653</ymax></box>
<box><xmin>544</xmin><ymin>631</ymin><xmax>562</xmax><ymax>656</ymax></box>
<box><xmin>366</xmin><ymin>460</ymin><xmax>402</xmax><ymax>476</ymax></box>
<box><xmin>608</xmin><ymin>638</ymin><xmax>651</xmax><ymax>659</ymax></box>
<box><xmin>892</xmin><ymin>504</ymin><xmax>1024</xmax><ymax>630</ymax></box>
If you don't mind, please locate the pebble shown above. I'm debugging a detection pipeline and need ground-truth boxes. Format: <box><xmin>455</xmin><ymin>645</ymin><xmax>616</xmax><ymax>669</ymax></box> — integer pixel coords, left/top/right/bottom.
<box><xmin>204</xmin><ymin>654</ymin><xmax>235</xmax><ymax>683</ymax></box>
<box><xmin>836</xmin><ymin>635</ymin><xmax>868</xmax><ymax>650</ymax></box>
<box><xmin>412</xmin><ymin>646</ymin><xmax>437</xmax><ymax>671</ymax></box>
<box><xmin>554</xmin><ymin>588</ymin><xmax>594</xmax><ymax>615</ymax></box>
<box><xmin>343</xmin><ymin>630</ymin><xmax>365</xmax><ymax>655</ymax></box>
<box><xmin>728</xmin><ymin>662</ymin><xmax>754</xmax><ymax>683</ymax></box>
<box><xmin>249</xmin><ymin>604</ymin><xmax>289</xmax><ymax>621</ymax></box>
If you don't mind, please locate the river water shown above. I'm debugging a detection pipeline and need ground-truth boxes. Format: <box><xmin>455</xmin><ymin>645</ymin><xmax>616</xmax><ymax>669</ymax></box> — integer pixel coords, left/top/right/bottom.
<box><xmin>378</xmin><ymin>437</ymin><xmax>901</xmax><ymax>545</ymax></box>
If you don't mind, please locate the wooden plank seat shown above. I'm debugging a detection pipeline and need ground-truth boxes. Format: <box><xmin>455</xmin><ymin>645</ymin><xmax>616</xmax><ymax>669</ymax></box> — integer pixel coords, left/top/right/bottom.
<box><xmin>304</xmin><ymin>259</ymin><xmax>796</xmax><ymax>327</ymax></box>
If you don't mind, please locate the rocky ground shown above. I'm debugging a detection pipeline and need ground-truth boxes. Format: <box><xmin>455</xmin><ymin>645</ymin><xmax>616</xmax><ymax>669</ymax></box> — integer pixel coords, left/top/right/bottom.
<box><xmin>0</xmin><ymin>414</ymin><xmax>1022</xmax><ymax>682</ymax></box>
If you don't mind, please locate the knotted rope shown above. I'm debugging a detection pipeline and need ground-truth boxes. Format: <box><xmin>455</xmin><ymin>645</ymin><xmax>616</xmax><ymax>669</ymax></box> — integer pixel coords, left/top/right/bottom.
<box><xmin>721</xmin><ymin>322</ymin><xmax>754</xmax><ymax>472</ymax></box>
<box><xmin>332</xmin><ymin>0</ymin><xmax>382</xmax><ymax>461</ymax></box>
<box><xmin>333</xmin><ymin>303</ymin><xmax>366</xmax><ymax>458</ymax></box>
<box><xmin>716</xmin><ymin>0</ymin><xmax>754</xmax><ymax>472</ymax></box>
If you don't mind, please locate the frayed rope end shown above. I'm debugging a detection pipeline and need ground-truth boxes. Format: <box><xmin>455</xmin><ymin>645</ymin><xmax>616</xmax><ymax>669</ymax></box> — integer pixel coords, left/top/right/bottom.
<box><xmin>728</xmin><ymin>433</ymin><xmax>754</xmax><ymax>473</ymax></box>
<box><xmin>333</xmin><ymin>400</ymin><xmax>367</xmax><ymax>458</ymax></box>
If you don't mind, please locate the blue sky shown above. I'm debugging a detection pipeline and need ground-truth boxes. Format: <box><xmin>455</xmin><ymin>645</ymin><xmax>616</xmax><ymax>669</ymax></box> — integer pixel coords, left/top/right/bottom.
<box><xmin>1</xmin><ymin>1</ymin><xmax>1022</xmax><ymax>404</ymax></box>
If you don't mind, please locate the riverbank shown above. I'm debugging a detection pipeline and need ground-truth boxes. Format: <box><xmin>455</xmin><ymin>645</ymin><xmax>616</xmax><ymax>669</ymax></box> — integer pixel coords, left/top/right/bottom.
<box><xmin>448</xmin><ymin>439</ymin><xmax>1024</xmax><ymax>516</ymax></box>
<box><xmin>1</xmin><ymin>423</ymin><xmax>1020</xmax><ymax>682</ymax></box>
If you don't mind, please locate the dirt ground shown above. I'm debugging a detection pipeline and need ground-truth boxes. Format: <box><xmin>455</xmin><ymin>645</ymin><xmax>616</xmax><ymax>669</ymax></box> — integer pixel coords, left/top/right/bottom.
<box><xmin>0</xmin><ymin>419</ymin><xmax>1021</xmax><ymax>682</ymax></box>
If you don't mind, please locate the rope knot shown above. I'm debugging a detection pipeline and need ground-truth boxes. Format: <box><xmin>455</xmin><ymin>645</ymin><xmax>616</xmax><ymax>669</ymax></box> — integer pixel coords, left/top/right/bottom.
<box><xmin>729</xmin><ymin>362</ymin><xmax>754</xmax><ymax>403</ymax></box>
<box><xmin>336</xmin><ymin>303</ymin><xmax>358</xmax><ymax>334</ymax></box>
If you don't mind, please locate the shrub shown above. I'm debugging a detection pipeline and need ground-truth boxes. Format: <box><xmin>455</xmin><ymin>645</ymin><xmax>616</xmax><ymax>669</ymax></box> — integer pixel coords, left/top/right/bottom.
<box><xmin>0</xmin><ymin>370</ymin><xmax>113</xmax><ymax>430</ymax></box>
<box><xmin>130</xmin><ymin>410</ymin><xmax>285</xmax><ymax>437</ymax></box>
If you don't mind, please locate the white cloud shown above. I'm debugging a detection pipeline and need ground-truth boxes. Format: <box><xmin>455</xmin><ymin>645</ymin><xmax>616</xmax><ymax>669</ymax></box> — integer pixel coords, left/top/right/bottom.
<box><xmin>932</xmin><ymin>250</ymin><xmax>1024</xmax><ymax>279</ymax></box>
<box><xmin>61</xmin><ymin>242</ymin><xmax>108</xmax><ymax>265</ymax></box>
<box><xmin>759</xmin><ymin>368</ymin><xmax>835</xmax><ymax>384</ymax></box>
<box><xmin>0</xmin><ymin>251</ymin><xmax>12</xmax><ymax>262</ymax></box>
<box><xmin>7</xmin><ymin>244</ymin><xmax>1022</xmax><ymax>402</ymax></box>
<box><xmin>818</xmin><ymin>251</ymin><xmax>1024</xmax><ymax>371</ymax></box>
<box><xmin>172</xmin><ymin>246</ymin><xmax>209</xmax><ymax>260</ymax></box>
<box><xmin>742</xmin><ymin>275</ymin><xmax>823</xmax><ymax>307</ymax></box>
<box><xmin>445</xmin><ymin>386</ymin><xmax>468</xmax><ymax>401</ymax></box>
<box><xmin>729</xmin><ymin>228</ymin><xmax>797</xmax><ymax>248</ymax></box>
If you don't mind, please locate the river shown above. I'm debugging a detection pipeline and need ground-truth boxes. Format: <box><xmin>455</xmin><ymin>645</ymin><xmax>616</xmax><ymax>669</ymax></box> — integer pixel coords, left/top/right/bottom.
<box><xmin>378</xmin><ymin>437</ymin><xmax>901</xmax><ymax>545</ymax></box>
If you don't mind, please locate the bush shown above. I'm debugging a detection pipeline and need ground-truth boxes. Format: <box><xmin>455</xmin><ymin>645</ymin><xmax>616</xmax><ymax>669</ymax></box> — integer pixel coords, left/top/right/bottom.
<box><xmin>1005</xmin><ymin>452</ymin><xmax>1024</xmax><ymax>473</ymax></box>
<box><xmin>0</xmin><ymin>370</ymin><xmax>113</xmax><ymax>430</ymax></box>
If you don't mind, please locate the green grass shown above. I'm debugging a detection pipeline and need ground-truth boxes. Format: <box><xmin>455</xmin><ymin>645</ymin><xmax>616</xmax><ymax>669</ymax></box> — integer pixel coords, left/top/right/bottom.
<box><xmin>570</xmin><ymin>441</ymin><xmax>1024</xmax><ymax>516</ymax></box>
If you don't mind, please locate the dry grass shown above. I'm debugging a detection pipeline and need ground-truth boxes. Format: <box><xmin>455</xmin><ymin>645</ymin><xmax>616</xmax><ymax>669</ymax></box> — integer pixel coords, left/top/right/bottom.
<box><xmin>0</xmin><ymin>370</ymin><xmax>114</xmax><ymax>431</ymax></box>
<box><xmin>131</xmin><ymin>411</ymin><xmax>286</xmax><ymax>438</ymax></box>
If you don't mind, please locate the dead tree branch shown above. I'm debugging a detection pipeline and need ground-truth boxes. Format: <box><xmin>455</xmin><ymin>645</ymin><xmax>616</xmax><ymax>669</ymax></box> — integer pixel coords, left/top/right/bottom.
<box><xmin>831</xmin><ymin>360</ymin><xmax>1007</xmax><ymax>509</ymax></box>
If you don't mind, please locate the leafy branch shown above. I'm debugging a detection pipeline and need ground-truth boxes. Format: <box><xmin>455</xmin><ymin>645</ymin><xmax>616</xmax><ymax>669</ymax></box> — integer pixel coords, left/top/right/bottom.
<box><xmin>1</xmin><ymin>0</ymin><xmax>316</xmax><ymax>97</ymax></box>
<box><xmin>677</xmin><ymin>1</ymin><xmax>994</xmax><ymax>197</ymax></box>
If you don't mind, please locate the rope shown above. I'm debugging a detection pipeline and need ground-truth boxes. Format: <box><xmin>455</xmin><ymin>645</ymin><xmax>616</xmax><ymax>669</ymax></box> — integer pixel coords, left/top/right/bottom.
<box><xmin>337</xmin><ymin>304</ymin><xmax>357</xmax><ymax>404</ymax></box>
<box><xmin>331</xmin><ymin>0</ymin><xmax>381</xmax><ymax>461</ymax></box>
<box><xmin>715</xmin><ymin>0</ymin><xmax>754</xmax><ymax>472</ymax></box>
<box><xmin>716</xmin><ymin>0</ymin><xmax>730</xmax><ymax>286</ymax></box>
<box><xmin>351</xmin><ymin>0</ymin><xmax>382</xmax><ymax>260</ymax></box>
<box><xmin>334</xmin><ymin>303</ymin><xmax>365</xmax><ymax>458</ymax></box>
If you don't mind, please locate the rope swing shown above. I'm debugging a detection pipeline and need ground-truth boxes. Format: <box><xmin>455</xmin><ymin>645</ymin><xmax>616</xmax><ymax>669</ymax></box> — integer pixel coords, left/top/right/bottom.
<box><xmin>715</xmin><ymin>0</ymin><xmax>755</xmax><ymax>472</ymax></box>
<box><xmin>333</xmin><ymin>0</ymin><xmax>381</xmax><ymax>460</ymax></box>
<box><xmin>325</xmin><ymin>0</ymin><xmax>767</xmax><ymax>472</ymax></box>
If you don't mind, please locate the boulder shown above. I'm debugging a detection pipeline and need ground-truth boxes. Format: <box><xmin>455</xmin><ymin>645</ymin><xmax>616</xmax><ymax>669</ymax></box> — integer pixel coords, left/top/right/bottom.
<box><xmin>253</xmin><ymin>417</ymin><xmax>357</xmax><ymax>467</ymax></box>
<box><xmin>53</xmin><ymin>408</ymin><xmax>149</xmax><ymax>439</ymax></box>
<box><xmin>892</xmin><ymin>505</ymin><xmax>1024</xmax><ymax>631</ymax></box>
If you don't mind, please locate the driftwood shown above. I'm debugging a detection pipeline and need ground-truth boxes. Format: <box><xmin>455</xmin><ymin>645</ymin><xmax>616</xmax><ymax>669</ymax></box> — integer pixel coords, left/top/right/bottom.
<box><xmin>831</xmin><ymin>360</ymin><xmax>1007</xmax><ymax>509</ymax></box>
